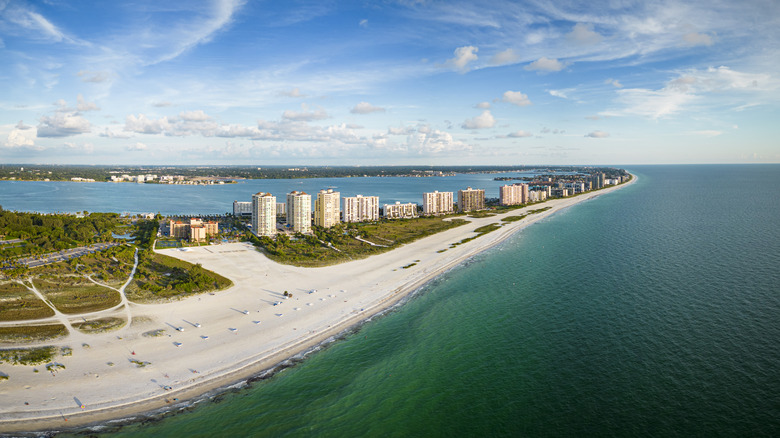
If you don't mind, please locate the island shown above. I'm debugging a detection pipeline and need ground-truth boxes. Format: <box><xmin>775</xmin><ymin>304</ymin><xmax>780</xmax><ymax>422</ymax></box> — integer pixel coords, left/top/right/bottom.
<box><xmin>0</xmin><ymin>173</ymin><xmax>635</xmax><ymax>434</ymax></box>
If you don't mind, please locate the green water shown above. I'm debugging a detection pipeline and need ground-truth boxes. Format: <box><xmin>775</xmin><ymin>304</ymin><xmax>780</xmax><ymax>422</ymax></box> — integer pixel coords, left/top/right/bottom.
<box><xmin>61</xmin><ymin>165</ymin><xmax>780</xmax><ymax>437</ymax></box>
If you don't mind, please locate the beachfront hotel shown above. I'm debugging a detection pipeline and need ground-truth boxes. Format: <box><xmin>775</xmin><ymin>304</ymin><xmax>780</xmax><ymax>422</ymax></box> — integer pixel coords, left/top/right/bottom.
<box><xmin>343</xmin><ymin>195</ymin><xmax>380</xmax><ymax>223</ymax></box>
<box><xmin>233</xmin><ymin>200</ymin><xmax>252</xmax><ymax>217</ymax></box>
<box><xmin>384</xmin><ymin>201</ymin><xmax>419</xmax><ymax>219</ymax></box>
<box><xmin>286</xmin><ymin>191</ymin><xmax>312</xmax><ymax>234</ymax></box>
<box><xmin>422</xmin><ymin>191</ymin><xmax>454</xmax><ymax>216</ymax></box>
<box><xmin>314</xmin><ymin>189</ymin><xmax>341</xmax><ymax>228</ymax></box>
<box><xmin>499</xmin><ymin>183</ymin><xmax>529</xmax><ymax>206</ymax></box>
<box><xmin>458</xmin><ymin>187</ymin><xmax>485</xmax><ymax>212</ymax></box>
<box><xmin>169</xmin><ymin>218</ymin><xmax>219</xmax><ymax>242</ymax></box>
<box><xmin>251</xmin><ymin>192</ymin><xmax>277</xmax><ymax>237</ymax></box>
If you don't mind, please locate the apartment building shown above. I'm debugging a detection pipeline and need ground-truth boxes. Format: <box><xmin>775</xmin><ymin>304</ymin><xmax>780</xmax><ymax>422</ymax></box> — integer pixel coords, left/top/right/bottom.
<box><xmin>343</xmin><ymin>194</ymin><xmax>379</xmax><ymax>223</ymax></box>
<box><xmin>422</xmin><ymin>191</ymin><xmax>454</xmax><ymax>216</ymax></box>
<box><xmin>286</xmin><ymin>191</ymin><xmax>312</xmax><ymax>234</ymax></box>
<box><xmin>457</xmin><ymin>187</ymin><xmax>485</xmax><ymax>212</ymax></box>
<box><xmin>251</xmin><ymin>192</ymin><xmax>277</xmax><ymax>237</ymax></box>
<box><xmin>499</xmin><ymin>183</ymin><xmax>528</xmax><ymax>206</ymax></box>
<box><xmin>314</xmin><ymin>189</ymin><xmax>340</xmax><ymax>228</ymax></box>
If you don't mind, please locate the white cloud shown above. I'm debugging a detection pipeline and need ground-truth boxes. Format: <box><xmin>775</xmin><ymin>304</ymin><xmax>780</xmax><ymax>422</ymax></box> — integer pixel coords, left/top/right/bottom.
<box><xmin>605</xmin><ymin>78</ymin><xmax>623</xmax><ymax>88</ymax></box>
<box><xmin>500</xmin><ymin>90</ymin><xmax>532</xmax><ymax>106</ymax></box>
<box><xmin>126</xmin><ymin>142</ymin><xmax>148</xmax><ymax>151</ymax></box>
<box><xmin>282</xmin><ymin>104</ymin><xmax>329</xmax><ymax>121</ymax></box>
<box><xmin>489</xmin><ymin>48</ymin><xmax>519</xmax><ymax>65</ymax></box>
<box><xmin>683</xmin><ymin>32</ymin><xmax>714</xmax><ymax>47</ymax></box>
<box><xmin>566</xmin><ymin>23</ymin><xmax>603</xmax><ymax>46</ymax></box>
<box><xmin>4</xmin><ymin>125</ymin><xmax>37</xmax><ymax>147</ymax></box>
<box><xmin>99</xmin><ymin>128</ymin><xmax>132</xmax><ymax>139</ymax></box>
<box><xmin>350</xmin><ymin>102</ymin><xmax>386</xmax><ymax>114</ymax></box>
<box><xmin>461</xmin><ymin>110</ymin><xmax>495</xmax><ymax>129</ymax></box>
<box><xmin>585</xmin><ymin>131</ymin><xmax>610</xmax><ymax>138</ymax></box>
<box><xmin>77</xmin><ymin>70</ymin><xmax>111</xmax><ymax>83</ymax></box>
<box><xmin>507</xmin><ymin>130</ymin><xmax>532</xmax><ymax>138</ymax></box>
<box><xmin>37</xmin><ymin>112</ymin><xmax>91</xmax><ymax>137</ymax></box>
<box><xmin>179</xmin><ymin>110</ymin><xmax>211</xmax><ymax>121</ymax></box>
<box><xmin>525</xmin><ymin>57</ymin><xmax>566</xmax><ymax>72</ymax></box>
<box><xmin>3</xmin><ymin>5</ymin><xmax>73</xmax><ymax>43</ymax></box>
<box><xmin>76</xmin><ymin>94</ymin><xmax>100</xmax><ymax>112</ymax></box>
<box><xmin>549</xmin><ymin>89</ymin><xmax>568</xmax><ymax>99</ymax></box>
<box><xmin>63</xmin><ymin>142</ymin><xmax>94</xmax><ymax>154</ymax></box>
<box><xmin>443</xmin><ymin>45</ymin><xmax>479</xmax><ymax>72</ymax></box>
<box><xmin>279</xmin><ymin>87</ymin><xmax>306</xmax><ymax>98</ymax></box>
<box><xmin>475</xmin><ymin>101</ymin><xmax>491</xmax><ymax>109</ymax></box>
<box><xmin>359</xmin><ymin>19</ymin><xmax>368</xmax><ymax>28</ymax></box>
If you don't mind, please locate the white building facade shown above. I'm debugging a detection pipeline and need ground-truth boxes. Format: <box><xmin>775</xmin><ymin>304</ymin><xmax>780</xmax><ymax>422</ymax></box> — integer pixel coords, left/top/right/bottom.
<box><xmin>251</xmin><ymin>192</ymin><xmax>277</xmax><ymax>237</ymax></box>
<box><xmin>343</xmin><ymin>195</ymin><xmax>379</xmax><ymax>223</ymax></box>
<box><xmin>286</xmin><ymin>191</ymin><xmax>312</xmax><ymax>234</ymax></box>
<box><xmin>422</xmin><ymin>191</ymin><xmax>454</xmax><ymax>216</ymax></box>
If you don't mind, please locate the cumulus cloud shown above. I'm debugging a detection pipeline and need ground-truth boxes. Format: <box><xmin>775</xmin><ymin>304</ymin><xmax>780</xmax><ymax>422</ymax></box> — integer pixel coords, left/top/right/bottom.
<box><xmin>386</xmin><ymin>124</ymin><xmax>470</xmax><ymax>155</ymax></box>
<box><xmin>99</xmin><ymin>128</ymin><xmax>132</xmax><ymax>139</ymax></box>
<box><xmin>461</xmin><ymin>110</ymin><xmax>495</xmax><ymax>129</ymax></box>
<box><xmin>525</xmin><ymin>57</ymin><xmax>566</xmax><ymax>72</ymax></box>
<box><xmin>507</xmin><ymin>130</ymin><xmax>533</xmax><ymax>138</ymax></box>
<box><xmin>76</xmin><ymin>94</ymin><xmax>100</xmax><ymax>112</ymax></box>
<box><xmin>37</xmin><ymin>112</ymin><xmax>91</xmax><ymax>137</ymax></box>
<box><xmin>566</xmin><ymin>23</ymin><xmax>603</xmax><ymax>46</ymax></box>
<box><xmin>4</xmin><ymin>124</ymin><xmax>37</xmax><ymax>147</ymax></box>
<box><xmin>443</xmin><ymin>45</ymin><xmax>478</xmax><ymax>72</ymax></box>
<box><xmin>683</xmin><ymin>32</ymin><xmax>714</xmax><ymax>47</ymax></box>
<box><xmin>585</xmin><ymin>131</ymin><xmax>610</xmax><ymax>138</ymax></box>
<box><xmin>282</xmin><ymin>104</ymin><xmax>329</xmax><ymax>121</ymax></box>
<box><xmin>489</xmin><ymin>48</ymin><xmax>519</xmax><ymax>65</ymax></box>
<box><xmin>500</xmin><ymin>90</ymin><xmax>532</xmax><ymax>106</ymax></box>
<box><xmin>350</xmin><ymin>102</ymin><xmax>385</xmax><ymax>114</ymax></box>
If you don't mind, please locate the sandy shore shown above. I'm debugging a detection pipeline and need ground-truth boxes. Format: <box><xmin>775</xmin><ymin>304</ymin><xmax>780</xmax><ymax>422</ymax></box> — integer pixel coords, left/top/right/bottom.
<box><xmin>0</xmin><ymin>176</ymin><xmax>635</xmax><ymax>434</ymax></box>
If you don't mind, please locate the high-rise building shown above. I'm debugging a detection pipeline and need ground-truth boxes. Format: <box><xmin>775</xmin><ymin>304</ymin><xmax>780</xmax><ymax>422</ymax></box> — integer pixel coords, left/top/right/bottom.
<box><xmin>499</xmin><ymin>183</ymin><xmax>528</xmax><ymax>206</ymax></box>
<box><xmin>233</xmin><ymin>200</ymin><xmax>252</xmax><ymax>217</ymax></box>
<box><xmin>251</xmin><ymin>192</ymin><xmax>277</xmax><ymax>237</ymax></box>
<box><xmin>343</xmin><ymin>195</ymin><xmax>379</xmax><ymax>223</ymax></box>
<box><xmin>384</xmin><ymin>202</ymin><xmax>418</xmax><ymax>219</ymax></box>
<box><xmin>422</xmin><ymin>191</ymin><xmax>454</xmax><ymax>216</ymax></box>
<box><xmin>457</xmin><ymin>187</ymin><xmax>485</xmax><ymax>212</ymax></box>
<box><xmin>314</xmin><ymin>189</ymin><xmax>340</xmax><ymax>228</ymax></box>
<box><xmin>286</xmin><ymin>191</ymin><xmax>312</xmax><ymax>234</ymax></box>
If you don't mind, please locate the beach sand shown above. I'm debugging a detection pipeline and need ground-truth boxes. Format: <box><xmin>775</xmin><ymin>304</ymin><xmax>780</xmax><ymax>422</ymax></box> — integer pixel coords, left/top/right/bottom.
<box><xmin>0</xmin><ymin>176</ymin><xmax>635</xmax><ymax>433</ymax></box>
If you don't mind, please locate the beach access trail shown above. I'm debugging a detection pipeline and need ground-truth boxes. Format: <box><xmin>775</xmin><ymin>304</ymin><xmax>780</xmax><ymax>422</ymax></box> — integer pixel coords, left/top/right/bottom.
<box><xmin>0</xmin><ymin>176</ymin><xmax>635</xmax><ymax>433</ymax></box>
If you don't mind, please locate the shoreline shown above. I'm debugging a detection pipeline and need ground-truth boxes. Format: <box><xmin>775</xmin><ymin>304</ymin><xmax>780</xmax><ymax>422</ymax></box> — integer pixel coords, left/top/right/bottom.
<box><xmin>0</xmin><ymin>175</ymin><xmax>636</xmax><ymax>434</ymax></box>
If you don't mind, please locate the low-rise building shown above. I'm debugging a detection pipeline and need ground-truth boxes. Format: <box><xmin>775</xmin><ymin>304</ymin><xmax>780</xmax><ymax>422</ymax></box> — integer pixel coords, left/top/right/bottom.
<box><xmin>170</xmin><ymin>218</ymin><xmax>219</xmax><ymax>242</ymax></box>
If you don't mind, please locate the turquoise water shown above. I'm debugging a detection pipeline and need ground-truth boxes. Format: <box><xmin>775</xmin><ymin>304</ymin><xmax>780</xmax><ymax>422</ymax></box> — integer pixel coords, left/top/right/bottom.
<box><xmin>36</xmin><ymin>165</ymin><xmax>780</xmax><ymax>436</ymax></box>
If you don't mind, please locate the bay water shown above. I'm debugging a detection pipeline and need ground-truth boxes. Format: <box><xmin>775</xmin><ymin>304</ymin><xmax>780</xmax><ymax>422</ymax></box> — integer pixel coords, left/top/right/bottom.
<box><xmin>6</xmin><ymin>165</ymin><xmax>779</xmax><ymax>437</ymax></box>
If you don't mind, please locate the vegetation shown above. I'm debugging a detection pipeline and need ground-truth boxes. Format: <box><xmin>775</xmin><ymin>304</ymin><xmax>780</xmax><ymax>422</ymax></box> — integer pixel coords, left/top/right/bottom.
<box><xmin>0</xmin><ymin>281</ymin><xmax>54</xmax><ymax>321</ymax></box>
<box><xmin>247</xmin><ymin>216</ymin><xmax>468</xmax><ymax>267</ymax></box>
<box><xmin>0</xmin><ymin>325</ymin><xmax>68</xmax><ymax>344</ymax></box>
<box><xmin>0</xmin><ymin>346</ymin><xmax>57</xmax><ymax>365</ymax></box>
<box><xmin>451</xmin><ymin>223</ymin><xmax>503</xmax><ymax>247</ymax></box>
<box><xmin>37</xmin><ymin>280</ymin><xmax>121</xmax><ymax>314</ymax></box>
<box><xmin>126</xmin><ymin>252</ymin><xmax>232</xmax><ymax>302</ymax></box>
<box><xmin>73</xmin><ymin>317</ymin><xmax>126</xmax><ymax>334</ymax></box>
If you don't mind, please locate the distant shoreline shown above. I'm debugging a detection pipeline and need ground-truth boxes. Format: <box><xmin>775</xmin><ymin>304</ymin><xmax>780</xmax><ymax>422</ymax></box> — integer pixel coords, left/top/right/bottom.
<box><xmin>0</xmin><ymin>175</ymin><xmax>635</xmax><ymax>434</ymax></box>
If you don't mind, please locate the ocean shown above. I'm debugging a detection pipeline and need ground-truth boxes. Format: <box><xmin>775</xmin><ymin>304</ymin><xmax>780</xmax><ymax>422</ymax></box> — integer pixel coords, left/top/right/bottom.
<box><xmin>7</xmin><ymin>164</ymin><xmax>780</xmax><ymax>437</ymax></box>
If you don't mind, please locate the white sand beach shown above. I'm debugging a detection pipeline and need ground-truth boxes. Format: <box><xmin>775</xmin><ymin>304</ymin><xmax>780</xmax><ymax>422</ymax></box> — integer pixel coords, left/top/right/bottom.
<box><xmin>0</xmin><ymin>177</ymin><xmax>634</xmax><ymax>433</ymax></box>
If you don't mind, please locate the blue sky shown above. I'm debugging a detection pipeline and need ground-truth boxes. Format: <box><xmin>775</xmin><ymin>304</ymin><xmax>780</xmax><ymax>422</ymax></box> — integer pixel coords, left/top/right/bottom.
<box><xmin>1</xmin><ymin>0</ymin><xmax>778</xmax><ymax>165</ymax></box>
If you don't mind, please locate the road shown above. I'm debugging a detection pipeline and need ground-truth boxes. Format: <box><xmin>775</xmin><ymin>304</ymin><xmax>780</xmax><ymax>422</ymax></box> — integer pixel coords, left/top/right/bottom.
<box><xmin>16</xmin><ymin>242</ymin><xmax>122</xmax><ymax>268</ymax></box>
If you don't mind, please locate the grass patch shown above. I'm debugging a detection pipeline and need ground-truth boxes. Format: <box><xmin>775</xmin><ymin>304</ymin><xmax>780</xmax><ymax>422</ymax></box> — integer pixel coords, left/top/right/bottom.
<box><xmin>0</xmin><ymin>281</ymin><xmax>54</xmax><ymax>321</ymax></box>
<box><xmin>38</xmin><ymin>280</ymin><xmax>121</xmax><ymax>314</ymax></box>
<box><xmin>72</xmin><ymin>317</ymin><xmax>126</xmax><ymax>334</ymax></box>
<box><xmin>0</xmin><ymin>325</ymin><xmax>68</xmax><ymax>344</ymax></box>
<box><xmin>467</xmin><ymin>211</ymin><xmax>496</xmax><ymax>218</ymax></box>
<box><xmin>451</xmin><ymin>223</ymin><xmax>503</xmax><ymax>247</ymax></box>
<box><xmin>125</xmin><ymin>252</ymin><xmax>233</xmax><ymax>303</ymax></box>
<box><xmin>142</xmin><ymin>328</ymin><xmax>166</xmax><ymax>337</ymax></box>
<box><xmin>0</xmin><ymin>346</ymin><xmax>57</xmax><ymax>365</ymax></box>
<box><xmin>250</xmin><ymin>216</ymin><xmax>468</xmax><ymax>267</ymax></box>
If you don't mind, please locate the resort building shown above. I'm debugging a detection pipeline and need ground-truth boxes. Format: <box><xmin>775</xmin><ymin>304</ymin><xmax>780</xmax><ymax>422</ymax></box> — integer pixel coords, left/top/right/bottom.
<box><xmin>233</xmin><ymin>201</ymin><xmax>252</xmax><ymax>217</ymax></box>
<box><xmin>286</xmin><ymin>191</ymin><xmax>312</xmax><ymax>234</ymax></box>
<box><xmin>169</xmin><ymin>218</ymin><xmax>219</xmax><ymax>242</ymax></box>
<box><xmin>499</xmin><ymin>183</ymin><xmax>528</xmax><ymax>206</ymax></box>
<box><xmin>314</xmin><ymin>189</ymin><xmax>341</xmax><ymax>228</ymax></box>
<box><xmin>423</xmin><ymin>191</ymin><xmax>454</xmax><ymax>216</ymax></box>
<box><xmin>251</xmin><ymin>192</ymin><xmax>277</xmax><ymax>237</ymax></box>
<box><xmin>384</xmin><ymin>202</ymin><xmax>418</xmax><ymax>219</ymax></box>
<box><xmin>343</xmin><ymin>195</ymin><xmax>380</xmax><ymax>223</ymax></box>
<box><xmin>457</xmin><ymin>187</ymin><xmax>485</xmax><ymax>212</ymax></box>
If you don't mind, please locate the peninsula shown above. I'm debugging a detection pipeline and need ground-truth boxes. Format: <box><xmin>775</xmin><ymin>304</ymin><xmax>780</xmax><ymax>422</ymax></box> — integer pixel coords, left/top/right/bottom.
<box><xmin>0</xmin><ymin>175</ymin><xmax>635</xmax><ymax>434</ymax></box>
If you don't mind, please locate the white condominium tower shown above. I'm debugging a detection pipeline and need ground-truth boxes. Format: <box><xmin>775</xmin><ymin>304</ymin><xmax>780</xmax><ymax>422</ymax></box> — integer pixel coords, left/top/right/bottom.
<box><xmin>343</xmin><ymin>195</ymin><xmax>379</xmax><ymax>223</ymax></box>
<box><xmin>314</xmin><ymin>188</ymin><xmax>341</xmax><ymax>228</ymax></box>
<box><xmin>384</xmin><ymin>202</ymin><xmax>418</xmax><ymax>219</ymax></box>
<box><xmin>422</xmin><ymin>190</ymin><xmax>454</xmax><ymax>216</ymax></box>
<box><xmin>251</xmin><ymin>192</ymin><xmax>277</xmax><ymax>237</ymax></box>
<box><xmin>286</xmin><ymin>191</ymin><xmax>312</xmax><ymax>234</ymax></box>
<box><xmin>499</xmin><ymin>183</ymin><xmax>528</xmax><ymax>206</ymax></box>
